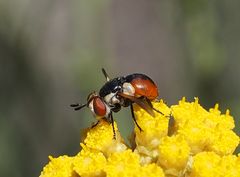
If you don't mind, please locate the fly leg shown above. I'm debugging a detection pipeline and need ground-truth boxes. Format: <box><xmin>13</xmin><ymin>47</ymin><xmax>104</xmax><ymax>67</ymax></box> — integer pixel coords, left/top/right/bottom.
<box><xmin>146</xmin><ymin>99</ymin><xmax>164</xmax><ymax>115</ymax></box>
<box><xmin>146</xmin><ymin>99</ymin><xmax>175</xmax><ymax>136</ymax></box>
<box><xmin>109</xmin><ymin>112</ymin><xmax>116</xmax><ymax>139</ymax></box>
<box><xmin>91</xmin><ymin>120</ymin><xmax>100</xmax><ymax>128</ymax></box>
<box><xmin>130</xmin><ymin>104</ymin><xmax>143</xmax><ymax>132</ymax></box>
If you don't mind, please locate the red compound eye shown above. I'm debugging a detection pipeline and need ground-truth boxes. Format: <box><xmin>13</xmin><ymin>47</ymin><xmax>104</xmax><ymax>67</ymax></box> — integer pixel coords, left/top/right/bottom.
<box><xmin>93</xmin><ymin>97</ymin><xmax>106</xmax><ymax>117</ymax></box>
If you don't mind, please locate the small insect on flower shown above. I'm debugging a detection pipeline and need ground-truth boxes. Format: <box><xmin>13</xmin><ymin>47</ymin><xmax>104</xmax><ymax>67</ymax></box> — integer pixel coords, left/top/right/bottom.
<box><xmin>71</xmin><ymin>68</ymin><xmax>163</xmax><ymax>138</ymax></box>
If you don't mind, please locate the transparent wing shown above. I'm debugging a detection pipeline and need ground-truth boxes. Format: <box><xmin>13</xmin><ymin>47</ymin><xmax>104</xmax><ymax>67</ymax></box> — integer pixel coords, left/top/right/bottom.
<box><xmin>118</xmin><ymin>92</ymin><xmax>155</xmax><ymax>117</ymax></box>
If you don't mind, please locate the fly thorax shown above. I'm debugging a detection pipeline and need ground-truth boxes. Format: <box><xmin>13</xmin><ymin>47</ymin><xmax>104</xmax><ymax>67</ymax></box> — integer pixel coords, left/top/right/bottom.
<box><xmin>104</xmin><ymin>92</ymin><xmax>121</xmax><ymax>106</ymax></box>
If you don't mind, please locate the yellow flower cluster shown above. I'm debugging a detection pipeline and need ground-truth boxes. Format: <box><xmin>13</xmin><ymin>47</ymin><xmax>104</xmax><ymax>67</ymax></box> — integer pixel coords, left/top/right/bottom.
<box><xmin>40</xmin><ymin>98</ymin><xmax>240</xmax><ymax>177</ymax></box>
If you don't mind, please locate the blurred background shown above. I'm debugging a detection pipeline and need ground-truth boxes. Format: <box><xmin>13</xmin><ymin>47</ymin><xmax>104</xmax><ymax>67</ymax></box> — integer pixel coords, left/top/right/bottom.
<box><xmin>0</xmin><ymin>0</ymin><xmax>239</xmax><ymax>176</ymax></box>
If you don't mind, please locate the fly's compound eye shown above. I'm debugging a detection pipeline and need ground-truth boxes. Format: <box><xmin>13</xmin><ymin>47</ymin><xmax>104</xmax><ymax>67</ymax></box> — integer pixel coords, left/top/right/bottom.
<box><xmin>92</xmin><ymin>97</ymin><xmax>107</xmax><ymax>117</ymax></box>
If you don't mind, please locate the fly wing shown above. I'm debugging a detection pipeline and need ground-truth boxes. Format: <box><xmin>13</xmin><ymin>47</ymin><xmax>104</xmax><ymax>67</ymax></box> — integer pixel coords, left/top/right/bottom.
<box><xmin>118</xmin><ymin>93</ymin><xmax>155</xmax><ymax>117</ymax></box>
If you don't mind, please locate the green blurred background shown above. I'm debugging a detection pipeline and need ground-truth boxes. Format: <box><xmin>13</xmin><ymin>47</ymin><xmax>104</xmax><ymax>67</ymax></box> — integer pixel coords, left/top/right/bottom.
<box><xmin>0</xmin><ymin>0</ymin><xmax>239</xmax><ymax>176</ymax></box>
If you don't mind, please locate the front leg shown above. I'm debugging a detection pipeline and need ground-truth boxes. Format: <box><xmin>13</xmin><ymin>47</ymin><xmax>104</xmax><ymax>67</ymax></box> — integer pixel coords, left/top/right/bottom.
<box><xmin>91</xmin><ymin>120</ymin><xmax>100</xmax><ymax>128</ymax></box>
<box><xmin>108</xmin><ymin>112</ymin><xmax>116</xmax><ymax>139</ymax></box>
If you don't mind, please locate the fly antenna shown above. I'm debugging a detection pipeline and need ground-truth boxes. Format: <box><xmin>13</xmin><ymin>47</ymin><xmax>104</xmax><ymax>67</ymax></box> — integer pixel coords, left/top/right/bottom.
<box><xmin>102</xmin><ymin>68</ymin><xmax>110</xmax><ymax>81</ymax></box>
<box><xmin>70</xmin><ymin>103</ymin><xmax>87</xmax><ymax>111</ymax></box>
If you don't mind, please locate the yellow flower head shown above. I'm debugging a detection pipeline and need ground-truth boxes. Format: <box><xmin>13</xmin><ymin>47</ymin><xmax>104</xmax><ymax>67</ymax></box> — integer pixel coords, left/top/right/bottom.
<box><xmin>104</xmin><ymin>150</ymin><xmax>140</xmax><ymax>177</ymax></box>
<box><xmin>40</xmin><ymin>98</ymin><xmax>239</xmax><ymax>177</ymax></box>
<box><xmin>134</xmin><ymin>100</ymin><xmax>171</xmax><ymax>142</ymax></box>
<box><xmin>105</xmin><ymin>150</ymin><xmax>165</xmax><ymax>177</ymax></box>
<box><xmin>133</xmin><ymin>100</ymin><xmax>171</xmax><ymax>164</ymax></box>
<box><xmin>74</xmin><ymin>149</ymin><xmax>106</xmax><ymax>177</ymax></box>
<box><xmin>189</xmin><ymin>152</ymin><xmax>221</xmax><ymax>177</ymax></box>
<box><xmin>158</xmin><ymin>135</ymin><xmax>190</xmax><ymax>175</ymax></box>
<box><xmin>140</xmin><ymin>163</ymin><xmax>165</xmax><ymax>177</ymax></box>
<box><xmin>171</xmin><ymin>97</ymin><xmax>239</xmax><ymax>155</ymax></box>
<box><xmin>40</xmin><ymin>155</ymin><xmax>77</xmax><ymax>177</ymax></box>
<box><xmin>82</xmin><ymin>119</ymin><xmax>127</xmax><ymax>156</ymax></box>
<box><xmin>189</xmin><ymin>152</ymin><xmax>240</xmax><ymax>177</ymax></box>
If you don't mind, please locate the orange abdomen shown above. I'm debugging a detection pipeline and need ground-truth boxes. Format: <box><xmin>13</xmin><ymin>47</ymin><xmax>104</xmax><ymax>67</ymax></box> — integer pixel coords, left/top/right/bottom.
<box><xmin>126</xmin><ymin>74</ymin><xmax>158</xmax><ymax>100</ymax></box>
